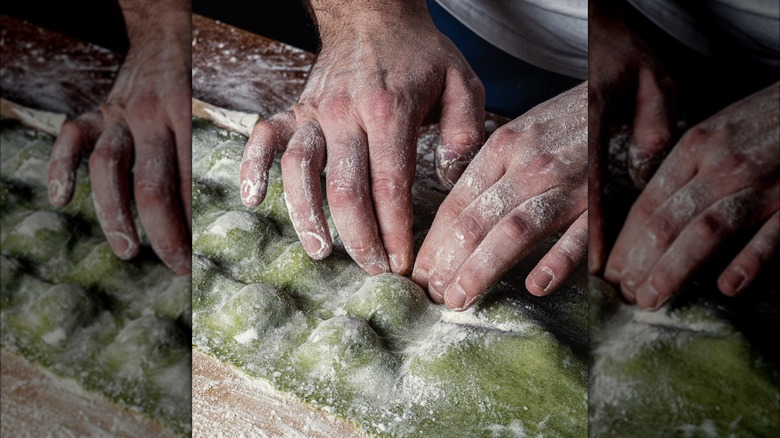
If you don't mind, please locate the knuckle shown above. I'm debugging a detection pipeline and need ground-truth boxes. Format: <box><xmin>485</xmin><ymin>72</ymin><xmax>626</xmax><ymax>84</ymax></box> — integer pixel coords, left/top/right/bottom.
<box><xmin>499</xmin><ymin>212</ymin><xmax>531</xmax><ymax>243</ymax></box>
<box><xmin>320</xmin><ymin>96</ymin><xmax>353</xmax><ymax>121</ymax></box>
<box><xmin>281</xmin><ymin>146</ymin><xmax>308</xmax><ymax>168</ymax></box>
<box><xmin>135</xmin><ymin>179</ymin><xmax>171</xmax><ymax>205</ymax></box>
<box><xmin>637</xmin><ymin>129</ymin><xmax>671</xmax><ymax>151</ymax></box>
<box><xmin>364</xmin><ymin>91</ymin><xmax>396</xmax><ymax>124</ymax></box>
<box><xmin>88</xmin><ymin>146</ymin><xmax>113</xmax><ymax>168</ymax></box>
<box><xmin>692</xmin><ymin>214</ymin><xmax>726</xmax><ymax>240</ymax></box>
<box><xmin>372</xmin><ymin>175</ymin><xmax>408</xmax><ymax>200</ymax></box>
<box><xmin>127</xmin><ymin>94</ymin><xmax>161</xmax><ymax>116</ymax></box>
<box><xmin>453</xmin><ymin>211</ymin><xmax>486</xmax><ymax>242</ymax></box>
<box><xmin>679</xmin><ymin>126</ymin><xmax>709</xmax><ymax>153</ymax></box>
<box><xmin>327</xmin><ymin>178</ymin><xmax>363</xmax><ymax>206</ymax></box>
<box><xmin>645</xmin><ymin>213</ymin><xmax>677</xmax><ymax>246</ymax></box>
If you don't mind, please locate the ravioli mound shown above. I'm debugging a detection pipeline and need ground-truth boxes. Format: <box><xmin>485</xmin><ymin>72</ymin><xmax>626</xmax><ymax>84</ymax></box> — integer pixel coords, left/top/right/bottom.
<box><xmin>589</xmin><ymin>276</ymin><xmax>779</xmax><ymax>437</ymax></box>
<box><xmin>0</xmin><ymin>119</ymin><xmax>191</xmax><ymax>436</ymax></box>
<box><xmin>192</xmin><ymin>118</ymin><xmax>588</xmax><ymax>437</ymax></box>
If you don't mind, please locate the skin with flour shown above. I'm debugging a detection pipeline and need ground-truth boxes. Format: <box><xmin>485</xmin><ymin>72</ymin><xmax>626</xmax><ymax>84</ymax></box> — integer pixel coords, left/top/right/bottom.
<box><xmin>414</xmin><ymin>83</ymin><xmax>588</xmax><ymax>310</ymax></box>
<box><xmin>47</xmin><ymin>0</ymin><xmax>192</xmax><ymax>275</ymax></box>
<box><xmin>241</xmin><ymin>0</ymin><xmax>589</xmax><ymax>307</ymax></box>
<box><xmin>239</xmin><ymin>0</ymin><xmax>485</xmax><ymax>276</ymax></box>
<box><xmin>590</xmin><ymin>0</ymin><xmax>779</xmax><ymax>309</ymax></box>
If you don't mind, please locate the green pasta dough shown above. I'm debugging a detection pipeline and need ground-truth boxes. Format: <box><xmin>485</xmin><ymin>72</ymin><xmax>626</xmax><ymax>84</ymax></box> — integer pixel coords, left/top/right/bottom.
<box><xmin>192</xmin><ymin>117</ymin><xmax>588</xmax><ymax>437</ymax></box>
<box><xmin>0</xmin><ymin>119</ymin><xmax>191</xmax><ymax>436</ymax></box>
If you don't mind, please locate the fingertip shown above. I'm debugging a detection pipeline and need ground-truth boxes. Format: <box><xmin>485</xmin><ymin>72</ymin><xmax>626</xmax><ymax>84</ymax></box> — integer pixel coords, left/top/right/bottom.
<box><xmin>107</xmin><ymin>231</ymin><xmax>141</xmax><ymax>261</ymax></box>
<box><xmin>443</xmin><ymin>282</ymin><xmax>468</xmax><ymax>310</ymax></box>
<box><xmin>301</xmin><ymin>231</ymin><xmax>332</xmax><ymax>260</ymax></box>
<box><xmin>48</xmin><ymin>176</ymin><xmax>74</xmax><ymax>208</ymax></box>
<box><xmin>526</xmin><ymin>266</ymin><xmax>554</xmax><ymax>297</ymax></box>
<box><xmin>240</xmin><ymin>176</ymin><xmax>267</xmax><ymax>207</ymax></box>
<box><xmin>388</xmin><ymin>252</ymin><xmax>413</xmax><ymax>276</ymax></box>
<box><xmin>718</xmin><ymin>267</ymin><xmax>747</xmax><ymax>297</ymax></box>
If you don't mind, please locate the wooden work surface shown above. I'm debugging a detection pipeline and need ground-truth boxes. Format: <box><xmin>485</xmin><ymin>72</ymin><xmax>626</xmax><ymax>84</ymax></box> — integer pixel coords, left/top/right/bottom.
<box><xmin>0</xmin><ymin>12</ymin><xmax>363</xmax><ymax>437</ymax></box>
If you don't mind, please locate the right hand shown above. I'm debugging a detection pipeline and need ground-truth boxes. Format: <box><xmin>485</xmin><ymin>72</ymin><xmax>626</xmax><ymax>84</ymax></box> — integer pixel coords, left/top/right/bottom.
<box><xmin>240</xmin><ymin>1</ymin><xmax>485</xmax><ymax>276</ymax></box>
<box><xmin>588</xmin><ymin>6</ymin><xmax>676</xmax><ymax>275</ymax></box>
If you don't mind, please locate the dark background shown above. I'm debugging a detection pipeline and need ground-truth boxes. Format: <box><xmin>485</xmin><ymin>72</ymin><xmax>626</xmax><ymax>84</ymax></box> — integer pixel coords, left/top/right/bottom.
<box><xmin>0</xmin><ymin>1</ymin><xmax>318</xmax><ymax>54</ymax></box>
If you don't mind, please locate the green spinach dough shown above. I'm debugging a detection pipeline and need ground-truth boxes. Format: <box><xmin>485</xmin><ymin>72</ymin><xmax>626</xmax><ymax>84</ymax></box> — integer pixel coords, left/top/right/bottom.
<box><xmin>192</xmin><ymin>117</ymin><xmax>588</xmax><ymax>437</ymax></box>
<box><xmin>0</xmin><ymin>119</ymin><xmax>191</xmax><ymax>436</ymax></box>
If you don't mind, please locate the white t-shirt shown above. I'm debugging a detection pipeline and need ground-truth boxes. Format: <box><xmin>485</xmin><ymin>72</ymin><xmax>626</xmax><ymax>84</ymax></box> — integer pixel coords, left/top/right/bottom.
<box><xmin>628</xmin><ymin>0</ymin><xmax>780</xmax><ymax>72</ymax></box>
<box><xmin>434</xmin><ymin>0</ymin><xmax>588</xmax><ymax>80</ymax></box>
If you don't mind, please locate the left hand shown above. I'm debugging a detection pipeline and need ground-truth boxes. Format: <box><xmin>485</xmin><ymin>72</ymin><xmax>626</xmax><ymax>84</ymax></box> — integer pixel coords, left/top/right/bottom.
<box><xmin>605</xmin><ymin>82</ymin><xmax>780</xmax><ymax>309</ymax></box>
<box><xmin>413</xmin><ymin>82</ymin><xmax>588</xmax><ymax>310</ymax></box>
<box><xmin>48</xmin><ymin>5</ymin><xmax>192</xmax><ymax>274</ymax></box>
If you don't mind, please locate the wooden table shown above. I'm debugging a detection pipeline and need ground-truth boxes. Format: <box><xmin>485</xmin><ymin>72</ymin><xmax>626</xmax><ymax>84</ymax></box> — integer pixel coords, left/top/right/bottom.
<box><xmin>1</xmin><ymin>12</ymin><xmax>365</xmax><ymax>437</ymax></box>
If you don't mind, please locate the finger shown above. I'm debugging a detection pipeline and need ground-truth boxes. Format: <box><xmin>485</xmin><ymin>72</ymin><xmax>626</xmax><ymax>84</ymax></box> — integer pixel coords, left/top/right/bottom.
<box><xmin>364</xmin><ymin>99</ymin><xmax>417</xmax><ymax>274</ymax></box>
<box><xmin>614</xmin><ymin>179</ymin><xmax>711</xmax><ymax>301</ymax></box>
<box><xmin>604</xmin><ymin>141</ymin><xmax>699</xmax><ymax>296</ymax></box>
<box><xmin>166</xmin><ymin>92</ymin><xmax>193</xmax><ymax>231</ymax></box>
<box><xmin>427</xmin><ymin>177</ymin><xmax>527</xmax><ymax>300</ymax></box>
<box><xmin>443</xmin><ymin>186</ymin><xmax>584</xmax><ymax>311</ymax></box>
<box><xmin>131</xmin><ymin>123</ymin><xmax>191</xmax><ymax>275</ymax></box>
<box><xmin>436</xmin><ymin>68</ymin><xmax>485</xmax><ymax>187</ymax></box>
<box><xmin>412</xmin><ymin>142</ymin><xmax>506</xmax><ymax>302</ymax></box>
<box><xmin>633</xmin><ymin>188</ymin><xmax>770</xmax><ymax>310</ymax></box>
<box><xmin>281</xmin><ymin>121</ymin><xmax>332</xmax><ymax>259</ymax></box>
<box><xmin>48</xmin><ymin>113</ymin><xmax>104</xmax><ymax>207</ymax></box>
<box><xmin>240</xmin><ymin>111</ymin><xmax>296</xmax><ymax>207</ymax></box>
<box><xmin>527</xmin><ymin>210</ymin><xmax>588</xmax><ymax>296</ymax></box>
<box><xmin>718</xmin><ymin>211</ymin><xmax>779</xmax><ymax>296</ymax></box>
<box><xmin>588</xmin><ymin>91</ymin><xmax>608</xmax><ymax>275</ymax></box>
<box><xmin>88</xmin><ymin>121</ymin><xmax>140</xmax><ymax>260</ymax></box>
<box><xmin>322</xmin><ymin>120</ymin><xmax>389</xmax><ymax>275</ymax></box>
<box><xmin>629</xmin><ymin>67</ymin><xmax>675</xmax><ymax>188</ymax></box>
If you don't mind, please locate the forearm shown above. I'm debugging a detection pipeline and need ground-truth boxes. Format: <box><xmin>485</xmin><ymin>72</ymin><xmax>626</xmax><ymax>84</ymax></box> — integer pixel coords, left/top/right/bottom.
<box><xmin>306</xmin><ymin>0</ymin><xmax>429</xmax><ymax>42</ymax></box>
<box><xmin>117</xmin><ymin>0</ymin><xmax>191</xmax><ymax>45</ymax></box>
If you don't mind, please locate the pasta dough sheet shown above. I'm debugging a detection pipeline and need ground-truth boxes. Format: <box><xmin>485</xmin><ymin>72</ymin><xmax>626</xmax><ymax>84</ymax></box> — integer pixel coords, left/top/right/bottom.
<box><xmin>0</xmin><ymin>119</ymin><xmax>192</xmax><ymax>436</ymax></box>
<box><xmin>192</xmin><ymin>117</ymin><xmax>588</xmax><ymax>437</ymax></box>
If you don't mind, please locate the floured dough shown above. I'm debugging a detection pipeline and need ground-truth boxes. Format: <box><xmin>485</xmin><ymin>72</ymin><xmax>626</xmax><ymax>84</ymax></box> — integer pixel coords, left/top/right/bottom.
<box><xmin>0</xmin><ymin>119</ymin><xmax>191</xmax><ymax>436</ymax></box>
<box><xmin>589</xmin><ymin>276</ymin><xmax>779</xmax><ymax>437</ymax></box>
<box><xmin>192</xmin><ymin>117</ymin><xmax>588</xmax><ymax>437</ymax></box>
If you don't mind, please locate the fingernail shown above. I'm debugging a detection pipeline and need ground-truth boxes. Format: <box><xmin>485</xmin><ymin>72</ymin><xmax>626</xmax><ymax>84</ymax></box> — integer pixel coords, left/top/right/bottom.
<box><xmin>637</xmin><ymin>283</ymin><xmax>659</xmax><ymax>309</ymax></box>
<box><xmin>604</xmin><ymin>267</ymin><xmax>620</xmax><ymax>283</ymax></box>
<box><xmin>301</xmin><ymin>232</ymin><xmax>327</xmax><ymax>259</ymax></box>
<box><xmin>364</xmin><ymin>262</ymin><xmax>390</xmax><ymax>276</ymax></box>
<box><xmin>388</xmin><ymin>253</ymin><xmax>409</xmax><ymax>275</ymax></box>
<box><xmin>241</xmin><ymin>178</ymin><xmax>263</xmax><ymax>205</ymax></box>
<box><xmin>428</xmin><ymin>284</ymin><xmax>444</xmax><ymax>302</ymax></box>
<box><xmin>530</xmin><ymin>267</ymin><xmax>554</xmax><ymax>293</ymax></box>
<box><xmin>444</xmin><ymin>283</ymin><xmax>467</xmax><ymax>310</ymax></box>
<box><xmin>108</xmin><ymin>232</ymin><xmax>137</xmax><ymax>260</ymax></box>
<box><xmin>723</xmin><ymin>268</ymin><xmax>747</xmax><ymax>294</ymax></box>
<box><xmin>48</xmin><ymin>179</ymin><xmax>69</xmax><ymax>206</ymax></box>
<box><xmin>412</xmin><ymin>268</ymin><xmax>429</xmax><ymax>286</ymax></box>
<box><xmin>443</xmin><ymin>162</ymin><xmax>468</xmax><ymax>188</ymax></box>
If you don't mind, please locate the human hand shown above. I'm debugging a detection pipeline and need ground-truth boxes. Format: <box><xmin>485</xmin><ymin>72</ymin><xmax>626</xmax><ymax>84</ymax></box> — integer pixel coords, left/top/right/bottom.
<box><xmin>48</xmin><ymin>3</ymin><xmax>192</xmax><ymax>275</ymax></box>
<box><xmin>588</xmin><ymin>1</ymin><xmax>676</xmax><ymax>274</ymax></box>
<box><xmin>605</xmin><ymin>82</ymin><xmax>779</xmax><ymax>310</ymax></box>
<box><xmin>239</xmin><ymin>0</ymin><xmax>485</xmax><ymax>275</ymax></box>
<box><xmin>412</xmin><ymin>83</ymin><xmax>588</xmax><ymax>310</ymax></box>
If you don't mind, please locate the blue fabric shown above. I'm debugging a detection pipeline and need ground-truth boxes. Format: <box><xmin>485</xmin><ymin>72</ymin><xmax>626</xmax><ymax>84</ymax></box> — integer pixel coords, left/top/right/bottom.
<box><xmin>427</xmin><ymin>0</ymin><xmax>581</xmax><ymax>118</ymax></box>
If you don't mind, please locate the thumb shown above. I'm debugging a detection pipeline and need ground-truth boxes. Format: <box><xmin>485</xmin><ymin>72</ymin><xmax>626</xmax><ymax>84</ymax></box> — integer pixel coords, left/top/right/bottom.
<box><xmin>630</xmin><ymin>67</ymin><xmax>676</xmax><ymax>188</ymax></box>
<box><xmin>436</xmin><ymin>68</ymin><xmax>485</xmax><ymax>188</ymax></box>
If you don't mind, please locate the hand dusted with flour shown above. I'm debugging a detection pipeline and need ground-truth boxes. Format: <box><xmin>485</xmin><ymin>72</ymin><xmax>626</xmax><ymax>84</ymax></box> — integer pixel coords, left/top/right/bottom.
<box><xmin>47</xmin><ymin>0</ymin><xmax>192</xmax><ymax>275</ymax></box>
<box><xmin>240</xmin><ymin>0</ymin><xmax>485</xmax><ymax>276</ymax></box>
<box><xmin>414</xmin><ymin>83</ymin><xmax>588</xmax><ymax>310</ymax></box>
<box><xmin>606</xmin><ymin>82</ymin><xmax>780</xmax><ymax>310</ymax></box>
<box><xmin>588</xmin><ymin>0</ymin><xmax>676</xmax><ymax>275</ymax></box>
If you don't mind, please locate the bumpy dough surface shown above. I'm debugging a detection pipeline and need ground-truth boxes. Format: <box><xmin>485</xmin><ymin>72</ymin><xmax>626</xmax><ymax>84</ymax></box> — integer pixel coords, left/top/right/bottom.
<box><xmin>0</xmin><ymin>119</ymin><xmax>191</xmax><ymax>436</ymax></box>
<box><xmin>589</xmin><ymin>276</ymin><xmax>780</xmax><ymax>437</ymax></box>
<box><xmin>192</xmin><ymin>118</ymin><xmax>588</xmax><ymax>437</ymax></box>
